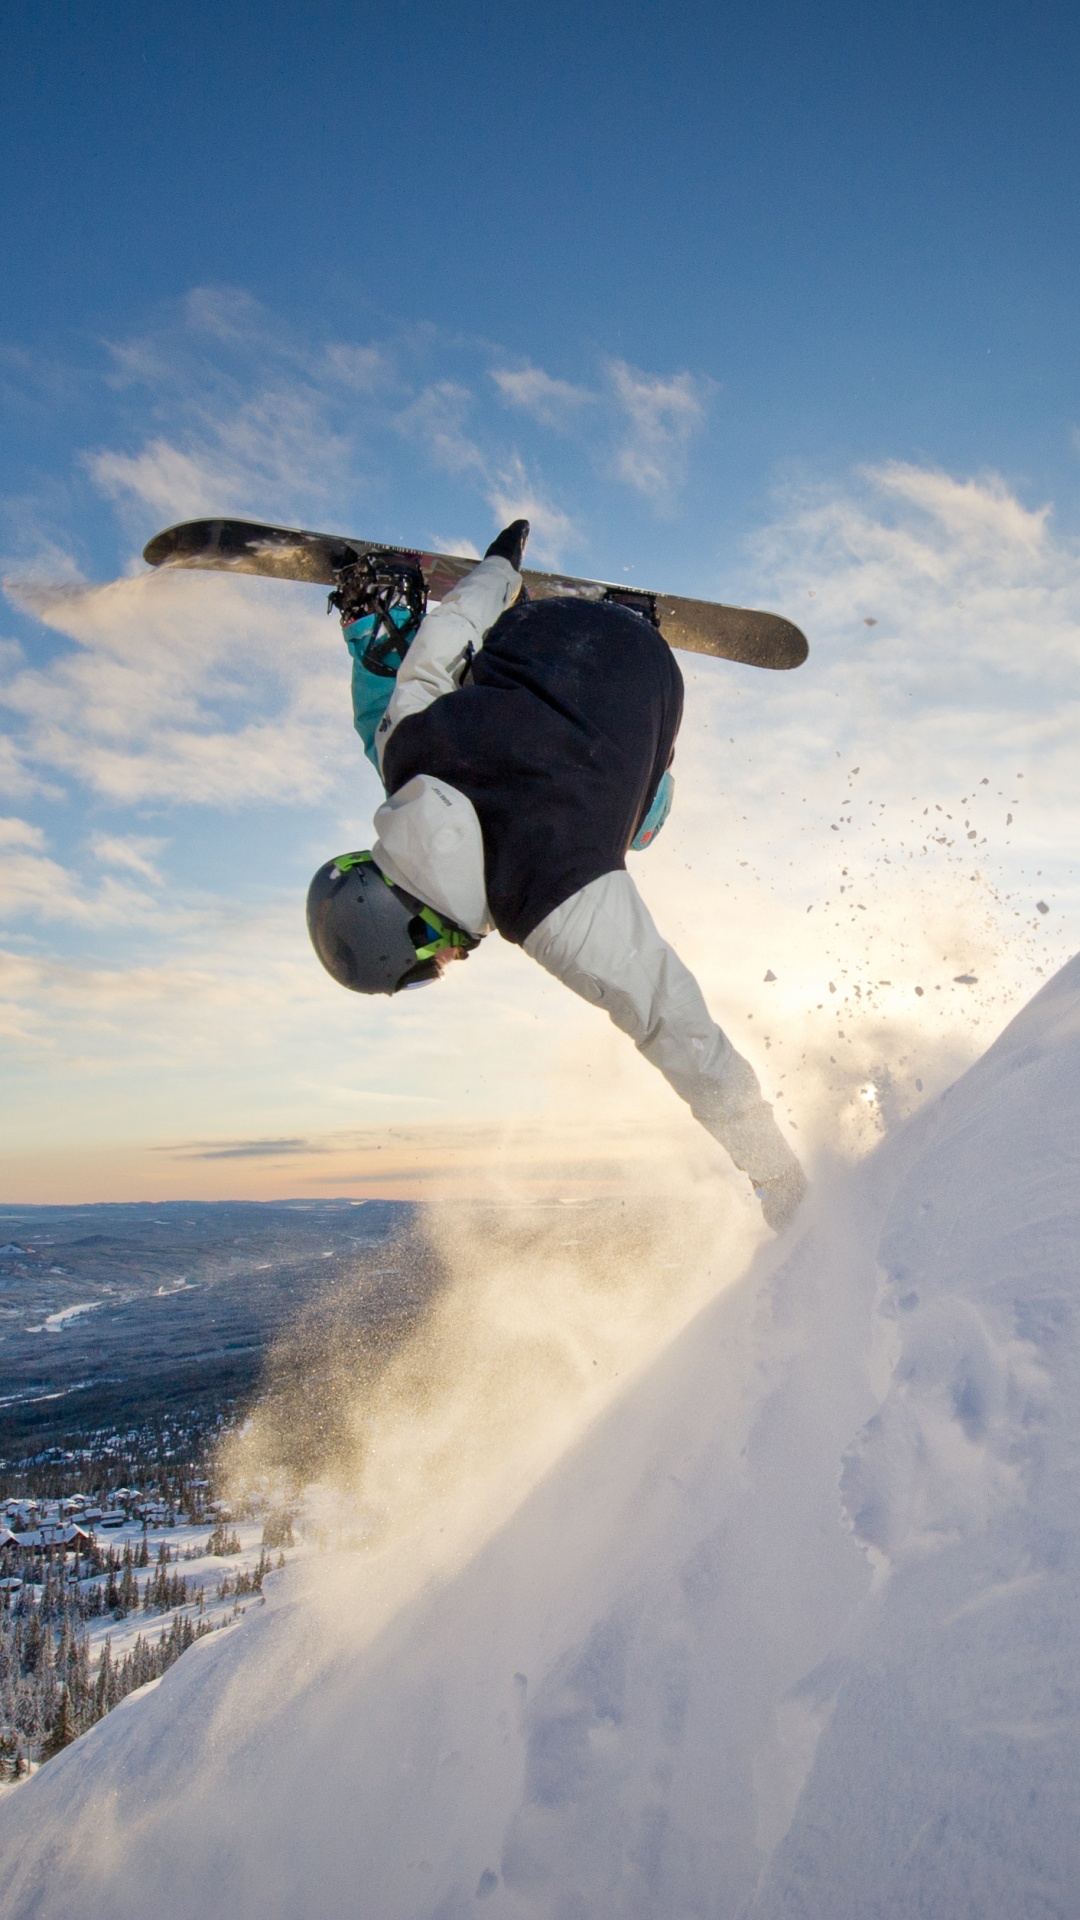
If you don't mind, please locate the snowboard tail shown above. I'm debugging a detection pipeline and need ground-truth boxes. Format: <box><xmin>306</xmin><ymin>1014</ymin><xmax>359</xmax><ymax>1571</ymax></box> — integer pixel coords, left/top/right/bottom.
<box><xmin>142</xmin><ymin>518</ymin><xmax>808</xmax><ymax>671</ymax></box>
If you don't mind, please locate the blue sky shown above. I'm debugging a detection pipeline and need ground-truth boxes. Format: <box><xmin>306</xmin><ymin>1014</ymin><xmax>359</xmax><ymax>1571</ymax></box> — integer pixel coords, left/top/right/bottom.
<box><xmin>1</xmin><ymin>0</ymin><xmax>1078</xmax><ymax>1201</ymax></box>
<box><xmin>5</xmin><ymin>0</ymin><xmax>1080</xmax><ymax>538</ymax></box>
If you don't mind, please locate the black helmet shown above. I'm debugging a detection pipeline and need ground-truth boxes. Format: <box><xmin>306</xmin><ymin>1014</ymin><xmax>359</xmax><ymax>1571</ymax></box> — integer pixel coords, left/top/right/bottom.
<box><xmin>306</xmin><ymin>852</ymin><xmax>478</xmax><ymax>995</ymax></box>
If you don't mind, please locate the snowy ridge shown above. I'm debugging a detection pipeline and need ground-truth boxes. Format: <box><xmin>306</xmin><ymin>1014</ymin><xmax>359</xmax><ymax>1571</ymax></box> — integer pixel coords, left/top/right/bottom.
<box><xmin>1</xmin><ymin>957</ymin><xmax>1079</xmax><ymax>1917</ymax></box>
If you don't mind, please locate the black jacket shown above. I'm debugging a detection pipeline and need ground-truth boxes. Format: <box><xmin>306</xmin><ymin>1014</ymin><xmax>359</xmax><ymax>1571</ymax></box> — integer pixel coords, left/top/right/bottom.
<box><xmin>381</xmin><ymin>596</ymin><xmax>684</xmax><ymax>944</ymax></box>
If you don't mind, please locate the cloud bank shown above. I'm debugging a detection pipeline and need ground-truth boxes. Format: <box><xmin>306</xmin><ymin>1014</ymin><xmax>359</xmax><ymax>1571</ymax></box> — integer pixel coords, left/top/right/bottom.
<box><xmin>0</xmin><ymin>293</ymin><xmax>1076</xmax><ymax>1199</ymax></box>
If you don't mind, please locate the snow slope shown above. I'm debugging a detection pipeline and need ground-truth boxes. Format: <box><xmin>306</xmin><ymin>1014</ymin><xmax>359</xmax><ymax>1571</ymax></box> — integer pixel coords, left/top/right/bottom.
<box><xmin>2</xmin><ymin>955</ymin><xmax>1079</xmax><ymax>1918</ymax></box>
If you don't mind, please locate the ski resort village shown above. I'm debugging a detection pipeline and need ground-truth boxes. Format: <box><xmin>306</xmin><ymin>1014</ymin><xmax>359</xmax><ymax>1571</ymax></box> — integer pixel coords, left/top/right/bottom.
<box><xmin>0</xmin><ymin>1438</ymin><xmax>291</xmax><ymax>1781</ymax></box>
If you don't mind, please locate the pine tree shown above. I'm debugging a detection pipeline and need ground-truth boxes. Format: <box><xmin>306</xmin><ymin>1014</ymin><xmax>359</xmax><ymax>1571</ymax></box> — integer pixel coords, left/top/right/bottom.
<box><xmin>119</xmin><ymin>1546</ymin><xmax>138</xmax><ymax>1614</ymax></box>
<box><xmin>207</xmin><ymin>1521</ymin><xmax>241</xmax><ymax>1556</ymax></box>
<box><xmin>56</xmin><ymin>1620</ymin><xmax>73</xmax><ymax>1690</ymax></box>
<box><xmin>41</xmin><ymin>1685</ymin><xmax>75</xmax><ymax>1761</ymax></box>
<box><xmin>94</xmin><ymin>1638</ymin><xmax>114</xmax><ymax>1719</ymax></box>
<box><xmin>261</xmin><ymin>1510</ymin><xmax>295</xmax><ymax>1550</ymax></box>
<box><xmin>21</xmin><ymin>1609</ymin><xmax>42</xmax><ymax>1676</ymax></box>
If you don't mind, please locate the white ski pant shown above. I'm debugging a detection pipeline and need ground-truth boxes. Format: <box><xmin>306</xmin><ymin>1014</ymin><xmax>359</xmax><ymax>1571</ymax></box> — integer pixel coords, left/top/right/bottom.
<box><xmin>369</xmin><ymin>554</ymin><xmax>797</xmax><ymax>1187</ymax></box>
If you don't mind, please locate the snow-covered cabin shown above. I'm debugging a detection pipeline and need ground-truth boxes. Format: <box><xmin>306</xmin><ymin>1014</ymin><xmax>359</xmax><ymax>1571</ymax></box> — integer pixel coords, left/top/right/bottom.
<box><xmin>6</xmin><ymin>1524</ymin><xmax>92</xmax><ymax>1555</ymax></box>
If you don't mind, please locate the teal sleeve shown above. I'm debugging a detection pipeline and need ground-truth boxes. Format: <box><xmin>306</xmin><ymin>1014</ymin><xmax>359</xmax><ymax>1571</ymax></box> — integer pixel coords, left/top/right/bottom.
<box><xmin>343</xmin><ymin>610</ymin><xmax>415</xmax><ymax>782</ymax></box>
<box><xmin>348</xmin><ymin>650</ymin><xmax>395</xmax><ymax>778</ymax></box>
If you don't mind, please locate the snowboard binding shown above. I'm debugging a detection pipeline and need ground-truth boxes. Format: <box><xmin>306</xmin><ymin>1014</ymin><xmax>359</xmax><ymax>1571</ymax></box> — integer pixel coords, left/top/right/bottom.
<box><xmin>602</xmin><ymin>585</ymin><xmax>660</xmax><ymax>629</ymax></box>
<box><xmin>328</xmin><ymin>549</ymin><xmax>429</xmax><ymax>678</ymax></box>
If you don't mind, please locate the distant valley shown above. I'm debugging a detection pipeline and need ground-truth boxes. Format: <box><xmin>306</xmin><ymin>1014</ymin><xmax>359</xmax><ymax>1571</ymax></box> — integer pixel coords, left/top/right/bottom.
<box><xmin>0</xmin><ymin>1199</ymin><xmax>435</xmax><ymax>1455</ymax></box>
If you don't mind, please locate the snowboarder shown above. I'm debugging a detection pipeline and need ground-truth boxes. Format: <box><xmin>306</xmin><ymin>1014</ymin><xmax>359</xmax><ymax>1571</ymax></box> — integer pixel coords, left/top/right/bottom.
<box><xmin>307</xmin><ymin>521</ymin><xmax>807</xmax><ymax>1231</ymax></box>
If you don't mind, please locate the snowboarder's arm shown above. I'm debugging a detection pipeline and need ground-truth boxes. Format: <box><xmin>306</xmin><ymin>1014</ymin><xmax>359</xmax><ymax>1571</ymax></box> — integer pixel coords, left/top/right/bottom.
<box><xmin>376</xmin><ymin>555</ymin><xmax>521</xmax><ymax>772</ymax></box>
<box><xmin>524</xmin><ymin>870</ymin><xmax>802</xmax><ymax>1190</ymax></box>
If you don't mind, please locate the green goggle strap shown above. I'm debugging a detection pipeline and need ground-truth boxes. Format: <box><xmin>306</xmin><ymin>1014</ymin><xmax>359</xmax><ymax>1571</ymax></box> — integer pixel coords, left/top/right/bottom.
<box><xmin>332</xmin><ymin>851</ymin><xmax>376</xmax><ymax>873</ymax></box>
<box><xmin>411</xmin><ymin>907</ymin><xmax>474</xmax><ymax>960</ymax></box>
<box><xmin>331</xmin><ymin>852</ymin><xmax>474</xmax><ymax>959</ymax></box>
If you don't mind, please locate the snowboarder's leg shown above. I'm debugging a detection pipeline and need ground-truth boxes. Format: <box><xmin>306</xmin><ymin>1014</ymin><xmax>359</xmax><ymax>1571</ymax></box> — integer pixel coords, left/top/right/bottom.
<box><xmin>377</xmin><ymin>555</ymin><xmax>521</xmax><ymax>769</ymax></box>
<box><xmin>525</xmin><ymin>870</ymin><xmax>807</xmax><ymax>1228</ymax></box>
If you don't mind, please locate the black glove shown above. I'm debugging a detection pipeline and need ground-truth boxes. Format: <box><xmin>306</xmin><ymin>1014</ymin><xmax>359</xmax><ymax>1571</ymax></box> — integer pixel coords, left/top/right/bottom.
<box><xmin>484</xmin><ymin>519</ymin><xmax>530</xmax><ymax>571</ymax></box>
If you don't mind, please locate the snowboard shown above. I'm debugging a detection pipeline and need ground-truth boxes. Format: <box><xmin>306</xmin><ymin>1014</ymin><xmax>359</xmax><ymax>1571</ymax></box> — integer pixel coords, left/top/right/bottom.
<box><xmin>142</xmin><ymin>518</ymin><xmax>809</xmax><ymax>671</ymax></box>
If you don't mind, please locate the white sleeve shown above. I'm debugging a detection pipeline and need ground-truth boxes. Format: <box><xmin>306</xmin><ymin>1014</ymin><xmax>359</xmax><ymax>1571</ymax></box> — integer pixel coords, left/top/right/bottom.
<box><xmin>523</xmin><ymin>870</ymin><xmax>800</xmax><ymax>1184</ymax></box>
<box><xmin>375</xmin><ymin>554</ymin><xmax>520</xmax><ymax>773</ymax></box>
<box><xmin>372</xmin><ymin>776</ymin><xmax>491</xmax><ymax>937</ymax></box>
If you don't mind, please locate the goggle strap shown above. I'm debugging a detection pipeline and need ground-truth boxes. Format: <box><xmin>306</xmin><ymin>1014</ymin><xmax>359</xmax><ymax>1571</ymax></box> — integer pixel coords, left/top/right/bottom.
<box><xmin>413</xmin><ymin>910</ymin><xmax>473</xmax><ymax>959</ymax></box>
<box><xmin>331</xmin><ymin>851</ymin><xmax>375</xmax><ymax>874</ymax></box>
<box><xmin>330</xmin><ymin>854</ymin><xmax>474</xmax><ymax>957</ymax></box>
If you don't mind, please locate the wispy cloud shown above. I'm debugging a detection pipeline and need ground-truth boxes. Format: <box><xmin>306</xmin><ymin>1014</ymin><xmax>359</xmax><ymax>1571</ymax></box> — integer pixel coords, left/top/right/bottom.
<box><xmin>751</xmin><ymin>460</ymin><xmax>1073</xmax><ymax>680</ymax></box>
<box><xmin>606</xmin><ymin>359</ymin><xmax>714</xmax><ymax>507</ymax></box>
<box><xmin>0</xmin><ymin>724</ymin><xmax>57</xmax><ymax>802</ymax></box>
<box><xmin>321</xmin><ymin>343</ymin><xmax>391</xmax><ymax>393</ymax></box>
<box><xmin>2</xmin><ymin>569</ymin><xmax>352</xmax><ymax>808</ymax></box>
<box><xmin>86</xmin><ymin>287</ymin><xmax>399</xmax><ymax>539</ymax></box>
<box><xmin>88</xmin><ymin>386</ymin><xmax>353</xmax><ymax>529</ymax></box>
<box><xmin>164</xmin><ymin>1136</ymin><xmax>318</xmax><ymax>1160</ymax></box>
<box><xmin>90</xmin><ymin>439</ymin><xmax>239</xmax><ymax>524</ymax></box>
<box><xmin>394</xmin><ymin>381</ymin><xmax>486</xmax><ymax>478</ymax></box>
<box><xmin>183</xmin><ymin>285</ymin><xmax>272</xmax><ymax>345</ymax></box>
<box><xmin>0</xmin><ymin>816</ymin><xmax>165</xmax><ymax>926</ymax></box>
<box><xmin>0</xmin><ymin>816</ymin><xmax>45</xmax><ymax>851</ymax></box>
<box><xmin>395</xmin><ymin>383</ymin><xmax>580</xmax><ymax>564</ymax></box>
<box><xmin>869</xmin><ymin>460</ymin><xmax>1051</xmax><ymax>563</ymax></box>
<box><xmin>487</xmin><ymin>457</ymin><xmax>579</xmax><ymax>566</ymax></box>
<box><xmin>89</xmin><ymin>832</ymin><xmax>165</xmax><ymax>883</ymax></box>
<box><xmin>491</xmin><ymin>364</ymin><xmax>596</xmax><ymax>431</ymax></box>
<box><xmin>490</xmin><ymin>354</ymin><xmax>712</xmax><ymax>512</ymax></box>
<box><xmin>666</xmin><ymin>459</ymin><xmax>1080</xmax><ymax>963</ymax></box>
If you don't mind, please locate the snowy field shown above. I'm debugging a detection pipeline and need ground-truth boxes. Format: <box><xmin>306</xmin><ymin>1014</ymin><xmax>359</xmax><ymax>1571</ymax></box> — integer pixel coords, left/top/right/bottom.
<box><xmin>0</xmin><ymin>953</ymin><xmax>1078</xmax><ymax>1916</ymax></box>
<box><xmin>74</xmin><ymin>1515</ymin><xmax>277</xmax><ymax>1663</ymax></box>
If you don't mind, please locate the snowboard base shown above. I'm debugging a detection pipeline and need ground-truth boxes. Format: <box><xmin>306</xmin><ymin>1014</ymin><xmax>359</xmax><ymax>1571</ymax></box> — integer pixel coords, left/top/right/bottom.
<box><xmin>142</xmin><ymin>518</ymin><xmax>809</xmax><ymax>671</ymax></box>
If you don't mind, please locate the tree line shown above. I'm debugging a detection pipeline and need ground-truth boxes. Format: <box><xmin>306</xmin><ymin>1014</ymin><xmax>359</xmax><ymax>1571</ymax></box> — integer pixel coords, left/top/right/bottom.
<box><xmin>0</xmin><ymin>1543</ymin><xmax>279</xmax><ymax>1774</ymax></box>
<box><xmin>0</xmin><ymin>1580</ymin><xmax>213</xmax><ymax>1778</ymax></box>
